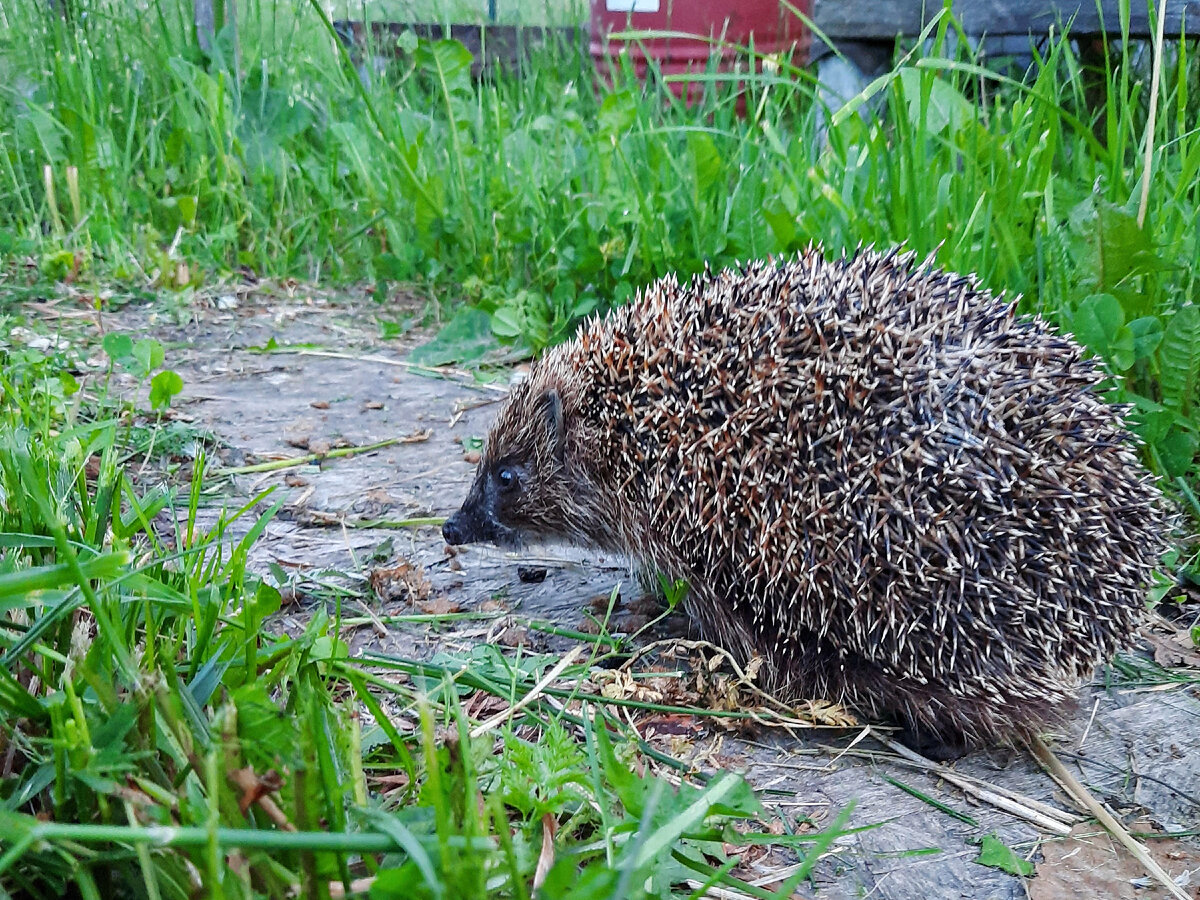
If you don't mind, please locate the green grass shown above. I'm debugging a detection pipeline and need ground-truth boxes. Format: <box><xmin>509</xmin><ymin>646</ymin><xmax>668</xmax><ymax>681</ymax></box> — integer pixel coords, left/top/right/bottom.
<box><xmin>2</xmin><ymin>0</ymin><xmax>1200</xmax><ymax>894</ymax></box>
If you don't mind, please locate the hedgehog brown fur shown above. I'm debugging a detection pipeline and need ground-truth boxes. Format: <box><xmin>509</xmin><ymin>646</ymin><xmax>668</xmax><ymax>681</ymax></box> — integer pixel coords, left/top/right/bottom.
<box><xmin>442</xmin><ymin>247</ymin><xmax>1173</xmax><ymax>753</ymax></box>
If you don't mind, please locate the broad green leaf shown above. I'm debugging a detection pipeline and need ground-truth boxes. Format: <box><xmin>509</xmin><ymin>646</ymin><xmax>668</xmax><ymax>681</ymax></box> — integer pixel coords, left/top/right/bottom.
<box><xmin>39</xmin><ymin>249</ymin><xmax>78</xmax><ymax>282</ymax></box>
<box><xmin>414</xmin><ymin>38</ymin><xmax>473</xmax><ymax>96</ymax></box>
<box><xmin>1127</xmin><ymin>394</ymin><xmax>1175</xmax><ymax>445</ymax></box>
<box><xmin>1109</xmin><ymin>325</ymin><xmax>1136</xmax><ymax>371</ymax></box>
<box><xmin>232</xmin><ymin>683</ymin><xmax>301</xmax><ymax>769</ymax></box>
<box><xmin>310</xmin><ymin>635</ymin><xmax>348</xmax><ymax>662</ymax></box>
<box><xmin>1159</xmin><ymin>304</ymin><xmax>1200</xmax><ymax>411</ymax></box>
<box><xmin>490</xmin><ymin>307</ymin><xmax>523</xmax><ymax>338</ymax></box>
<box><xmin>762</xmin><ymin>197</ymin><xmax>798</xmax><ymax>249</ymax></box>
<box><xmin>250</xmin><ymin>581</ymin><xmax>282</xmax><ymax>620</ymax></box>
<box><xmin>898</xmin><ymin>67</ymin><xmax>973</xmax><ymax>135</ymax></box>
<box><xmin>176</xmin><ymin>195</ymin><xmax>197</xmax><ymax>226</ymax></box>
<box><xmin>1127</xmin><ymin>316</ymin><xmax>1165</xmax><ymax>360</ymax></box>
<box><xmin>396</xmin><ymin>29</ymin><xmax>418</xmax><ymax>54</ymax></box>
<box><xmin>1155</xmin><ymin>426</ymin><xmax>1198</xmax><ymax>478</ymax></box>
<box><xmin>1067</xmin><ymin>197</ymin><xmax>1169</xmax><ymax>297</ymax></box>
<box><xmin>1070</xmin><ymin>293</ymin><xmax>1123</xmax><ymax>356</ymax></box>
<box><xmin>598</xmin><ymin>89</ymin><xmax>637</xmax><ymax>136</ymax></box>
<box><xmin>687</xmin><ymin>131</ymin><xmax>722</xmax><ymax>195</ymax></box>
<box><xmin>102</xmin><ymin>332</ymin><xmax>134</xmax><ymax>361</ymax></box>
<box><xmin>149</xmin><ymin>370</ymin><xmax>184</xmax><ymax>409</ymax></box>
<box><xmin>133</xmin><ymin>338</ymin><xmax>164</xmax><ymax>373</ymax></box>
<box><xmin>974</xmin><ymin>833</ymin><xmax>1034</xmax><ymax>877</ymax></box>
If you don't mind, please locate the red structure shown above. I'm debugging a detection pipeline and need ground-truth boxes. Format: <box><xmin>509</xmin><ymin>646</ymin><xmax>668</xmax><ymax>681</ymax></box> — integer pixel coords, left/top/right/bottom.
<box><xmin>589</xmin><ymin>0</ymin><xmax>812</xmax><ymax>103</ymax></box>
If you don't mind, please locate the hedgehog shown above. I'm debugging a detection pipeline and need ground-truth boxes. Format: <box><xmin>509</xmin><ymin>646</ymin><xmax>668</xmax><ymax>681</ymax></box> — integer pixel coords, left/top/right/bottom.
<box><xmin>442</xmin><ymin>247</ymin><xmax>1172</xmax><ymax>755</ymax></box>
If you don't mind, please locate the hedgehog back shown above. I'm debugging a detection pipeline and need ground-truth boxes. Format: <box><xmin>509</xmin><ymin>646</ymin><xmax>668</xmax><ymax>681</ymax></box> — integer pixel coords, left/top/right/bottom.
<box><xmin>566</xmin><ymin>250</ymin><xmax>1168</xmax><ymax>736</ymax></box>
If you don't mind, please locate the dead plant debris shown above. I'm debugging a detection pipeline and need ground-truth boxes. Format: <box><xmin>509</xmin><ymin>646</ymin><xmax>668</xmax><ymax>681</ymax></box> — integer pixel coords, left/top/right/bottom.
<box><xmin>368</xmin><ymin>560</ymin><xmax>432</xmax><ymax>605</ymax></box>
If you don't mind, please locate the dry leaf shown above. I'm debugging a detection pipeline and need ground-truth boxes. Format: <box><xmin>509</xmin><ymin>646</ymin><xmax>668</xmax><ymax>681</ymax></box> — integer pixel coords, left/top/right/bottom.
<box><xmin>1145</xmin><ymin>627</ymin><xmax>1200</xmax><ymax>669</ymax></box>
<box><xmin>639</xmin><ymin>713</ymin><xmax>701</xmax><ymax>737</ymax></box>
<box><xmin>418</xmin><ymin>596</ymin><xmax>462</xmax><ymax>615</ymax></box>
<box><xmin>534</xmin><ymin>812</ymin><xmax>558</xmax><ymax>890</ymax></box>
<box><xmin>228</xmin><ymin>767</ymin><xmax>293</xmax><ymax>830</ymax></box>
<box><xmin>495</xmin><ymin>624</ymin><xmax>531</xmax><ymax>647</ymax></box>
<box><xmin>369</xmin><ymin>560</ymin><xmax>432</xmax><ymax>604</ymax></box>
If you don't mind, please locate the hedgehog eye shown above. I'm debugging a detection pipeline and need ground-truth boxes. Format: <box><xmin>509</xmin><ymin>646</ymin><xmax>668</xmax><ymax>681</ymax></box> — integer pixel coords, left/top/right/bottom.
<box><xmin>496</xmin><ymin>466</ymin><xmax>519</xmax><ymax>493</ymax></box>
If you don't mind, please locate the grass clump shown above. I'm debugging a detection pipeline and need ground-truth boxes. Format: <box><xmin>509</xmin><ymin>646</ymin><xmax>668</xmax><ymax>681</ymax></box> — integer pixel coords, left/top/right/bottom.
<box><xmin>0</xmin><ymin>331</ymin><xmax>846</xmax><ymax>895</ymax></box>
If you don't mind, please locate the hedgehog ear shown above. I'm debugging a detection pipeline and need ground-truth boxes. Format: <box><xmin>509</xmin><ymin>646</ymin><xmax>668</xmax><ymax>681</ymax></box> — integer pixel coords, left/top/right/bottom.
<box><xmin>543</xmin><ymin>389</ymin><xmax>566</xmax><ymax>461</ymax></box>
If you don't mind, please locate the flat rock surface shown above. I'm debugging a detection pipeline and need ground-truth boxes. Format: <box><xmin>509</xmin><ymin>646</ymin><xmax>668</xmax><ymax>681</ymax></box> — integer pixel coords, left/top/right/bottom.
<box><xmin>99</xmin><ymin>288</ymin><xmax>1200</xmax><ymax>899</ymax></box>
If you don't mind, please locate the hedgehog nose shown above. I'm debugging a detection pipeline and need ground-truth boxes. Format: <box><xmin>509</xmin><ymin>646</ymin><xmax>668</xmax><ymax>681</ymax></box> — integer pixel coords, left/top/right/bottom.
<box><xmin>442</xmin><ymin>511</ymin><xmax>469</xmax><ymax>546</ymax></box>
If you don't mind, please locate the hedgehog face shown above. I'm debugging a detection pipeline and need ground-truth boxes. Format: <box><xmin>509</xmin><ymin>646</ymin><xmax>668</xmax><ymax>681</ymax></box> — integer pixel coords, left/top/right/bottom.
<box><xmin>443</xmin><ymin>385</ymin><xmax>572</xmax><ymax>549</ymax></box>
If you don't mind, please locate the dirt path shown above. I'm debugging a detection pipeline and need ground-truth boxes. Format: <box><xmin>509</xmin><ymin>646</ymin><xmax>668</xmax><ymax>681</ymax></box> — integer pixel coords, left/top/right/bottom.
<box><xmin>107</xmin><ymin>288</ymin><xmax>1200</xmax><ymax>900</ymax></box>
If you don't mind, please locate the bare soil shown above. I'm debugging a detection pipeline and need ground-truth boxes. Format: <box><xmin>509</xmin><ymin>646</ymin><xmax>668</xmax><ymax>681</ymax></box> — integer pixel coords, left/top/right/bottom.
<box><xmin>100</xmin><ymin>287</ymin><xmax>1200</xmax><ymax>900</ymax></box>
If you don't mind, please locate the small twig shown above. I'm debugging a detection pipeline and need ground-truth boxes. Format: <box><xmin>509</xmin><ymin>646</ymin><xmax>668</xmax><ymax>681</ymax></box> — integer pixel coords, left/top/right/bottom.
<box><xmin>265</xmin><ymin>347</ymin><xmax>510</xmax><ymax>394</ymax></box>
<box><xmin>449</xmin><ymin>396</ymin><xmax>504</xmax><ymax>428</ymax></box>
<box><xmin>876</xmin><ymin>746</ymin><xmax>1081</xmax><ymax>828</ymax></box>
<box><xmin>1077</xmin><ymin>697</ymin><xmax>1101</xmax><ymax>750</ymax></box>
<box><xmin>338</xmin><ymin>611</ymin><xmax>504</xmax><ymax>627</ymax></box>
<box><xmin>825</xmin><ymin>726</ymin><xmax>873</xmax><ymax>769</ymax></box>
<box><xmin>214</xmin><ymin>438</ymin><xmax>401</xmax><ymax>476</ymax></box>
<box><xmin>1032</xmin><ymin>736</ymin><xmax>1190</xmax><ymax>900</ymax></box>
<box><xmin>682</xmin><ymin>880</ymin><xmax>757</xmax><ymax>900</ymax></box>
<box><xmin>1137</xmin><ymin>0</ymin><xmax>1170</xmax><ymax>228</ymax></box>
<box><xmin>878</xmin><ymin>734</ymin><xmax>1077</xmax><ymax>835</ymax></box>
<box><xmin>227</xmin><ymin>767</ymin><xmax>296</xmax><ymax>832</ymax></box>
<box><xmin>343</xmin><ymin>516</ymin><xmax>445</xmax><ymax>530</ymax></box>
<box><xmin>353</xmin><ymin>601</ymin><xmax>388</xmax><ymax>637</ymax></box>
<box><xmin>1052</xmin><ymin>747</ymin><xmax>1200</xmax><ymax>810</ymax></box>
<box><xmin>469</xmin><ymin>646</ymin><xmax>584</xmax><ymax>739</ymax></box>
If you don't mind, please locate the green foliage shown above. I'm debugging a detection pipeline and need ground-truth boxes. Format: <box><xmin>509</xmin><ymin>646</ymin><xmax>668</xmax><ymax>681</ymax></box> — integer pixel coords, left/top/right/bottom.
<box><xmin>100</xmin><ymin>332</ymin><xmax>187</xmax><ymax>409</ymax></box>
<box><xmin>973</xmin><ymin>834</ymin><xmax>1035</xmax><ymax>878</ymax></box>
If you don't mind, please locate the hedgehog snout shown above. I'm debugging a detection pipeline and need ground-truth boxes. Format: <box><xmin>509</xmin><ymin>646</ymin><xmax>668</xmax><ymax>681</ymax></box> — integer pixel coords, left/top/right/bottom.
<box><xmin>442</xmin><ymin>510</ymin><xmax>474</xmax><ymax>546</ymax></box>
<box><xmin>443</xmin><ymin>476</ymin><xmax>513</xmax><ymax>546</ymax></box>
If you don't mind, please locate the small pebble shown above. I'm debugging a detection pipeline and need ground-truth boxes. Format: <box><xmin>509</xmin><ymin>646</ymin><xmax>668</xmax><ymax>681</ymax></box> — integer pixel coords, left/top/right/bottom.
<box><xmin>517</xmin><ymin>566</ymin><xmax>547</xmax><ymax>584</ymax></box>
